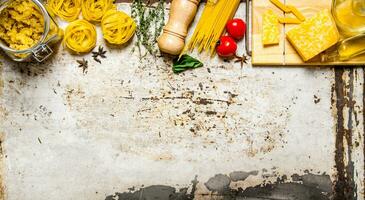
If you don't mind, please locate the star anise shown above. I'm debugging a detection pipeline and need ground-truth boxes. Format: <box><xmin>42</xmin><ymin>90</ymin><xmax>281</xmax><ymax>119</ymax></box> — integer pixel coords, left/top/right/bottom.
<box><xmin>77</xmin><ymin>58</ymin><xmax>88</xmax><ymax>74</ymax></box>
<box><xmin>234</xmin><ymin>54</ymin><xmax>249</xmax><ymax>68</ymax></box>
<box><xmin>92</xmin><ymin>46</ymin><xmax>107</xmax><ymax>64</ymax></box>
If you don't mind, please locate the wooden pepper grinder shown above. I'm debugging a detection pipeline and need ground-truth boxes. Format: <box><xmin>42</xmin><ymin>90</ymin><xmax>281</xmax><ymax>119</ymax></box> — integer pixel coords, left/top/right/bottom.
<box><xmin>157</xmin><ymin>0</ymin><xmax>200</xmax><ymax>55</ymax></box>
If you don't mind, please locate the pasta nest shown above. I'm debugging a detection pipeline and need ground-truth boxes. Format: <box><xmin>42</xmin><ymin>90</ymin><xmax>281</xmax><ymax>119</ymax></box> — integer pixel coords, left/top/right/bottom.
<box><xmin>101</xmin><ymin>9</ymin><xmax>136</xmax><ymax>45</ymax></box>
<box><xmin>63</xmin><ymin>19</ymin><xmax>96</xmax><ymax>53</ymax></box>
<box><xmin>82</xmin><ymin>0</ymin><xmax>115</xmax><ymax>22</ymax></box>
<box><xmin>47</xmin><ymin>0</ymin><xmax>81</xmax><ymax>22</ymax></box>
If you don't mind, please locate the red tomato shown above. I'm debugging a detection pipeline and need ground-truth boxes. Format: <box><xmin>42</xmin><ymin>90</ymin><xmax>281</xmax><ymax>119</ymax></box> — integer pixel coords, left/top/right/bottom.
<box><xmin>216</xmin><ymin>36</ymin><xmax>237</xmax><ymax>57</ymax></box>
<box><xmin>226</xmin><ymin>18</ymin><xmax>246</xmax><ymax>40</ymax></box>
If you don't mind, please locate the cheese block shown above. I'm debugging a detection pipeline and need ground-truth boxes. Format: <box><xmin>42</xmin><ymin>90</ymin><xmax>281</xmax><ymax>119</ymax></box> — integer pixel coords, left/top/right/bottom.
<box><xmin>262</xmin><ymin>10</ymin><xmax>280</xmax><ymax>45</ymax></box>
<box><xmin>286</xmin><ymin>9</ymin><xmax>340</xmax><ymax>61</ymax></box>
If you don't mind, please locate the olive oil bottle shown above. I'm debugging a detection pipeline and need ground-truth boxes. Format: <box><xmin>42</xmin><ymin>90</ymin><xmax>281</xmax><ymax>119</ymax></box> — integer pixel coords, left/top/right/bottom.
<box><xmin>333</xmin><ymin>0</ymin><xmax>365</xmax><ymax>36</ymax></box>
<box><xmin>323</xmin><ymin>0</ymin><xmax>365</xmax><ymax>61</ymax></box>
<box><xmin>337</xmin><ymin>33</ymin><xmax>365</xmax><ymax>61</ymax></box>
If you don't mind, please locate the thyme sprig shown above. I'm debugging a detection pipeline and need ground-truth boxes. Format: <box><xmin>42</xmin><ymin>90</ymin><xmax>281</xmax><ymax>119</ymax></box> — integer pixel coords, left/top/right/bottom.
<box><xmin>131</xmin><ymin>0</ymin><xmax>166</xmax><ymax>57</ymax></box>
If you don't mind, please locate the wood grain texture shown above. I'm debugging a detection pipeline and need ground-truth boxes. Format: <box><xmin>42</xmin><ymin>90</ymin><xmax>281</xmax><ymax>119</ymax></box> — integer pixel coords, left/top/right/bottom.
<box><xmin>0</xmin><ymin>133</ymin><xmax>4</xmax><ymax>200</ymax></box>
<box><xmin>252</xmin><ymin>0</ymin><xmax>365</xmax><ymax>66</ymax></box>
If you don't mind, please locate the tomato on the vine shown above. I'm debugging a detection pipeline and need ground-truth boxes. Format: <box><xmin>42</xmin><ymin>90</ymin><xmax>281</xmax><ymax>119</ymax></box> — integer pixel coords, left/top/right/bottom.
<box><xmin>216</xmin><ymin>36</ymin><xmax>237</xmax><ymax>57</ymax></box>
<box><xmin>226</xmin><ymin>18</ymin><xmax>246</xmax><ymax>40</ymax></box>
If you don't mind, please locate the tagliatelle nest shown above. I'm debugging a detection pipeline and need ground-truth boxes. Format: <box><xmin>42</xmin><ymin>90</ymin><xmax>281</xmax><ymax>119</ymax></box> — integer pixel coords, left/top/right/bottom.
<box><xmin>81</xmin><ymin>0</ymin><xmax>115</xmax><ymax>22</ymax></box>
<box><xmin>63</xmin><ymin>19</ymin><xmax>96</xmax><ymax>53</ymax></box>
<box><xmin>47</xmin><ymin>0</ymin><xmax>81</xmax><ymax>22</ymax></box>
<box><xmin>101</xmin><ymin>9</ymin><xmax>136</xmax><ymax>45</ymax></box>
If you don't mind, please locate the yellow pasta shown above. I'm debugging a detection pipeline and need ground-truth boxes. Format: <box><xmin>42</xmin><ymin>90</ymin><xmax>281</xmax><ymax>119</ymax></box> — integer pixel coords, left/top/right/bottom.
<box><xmin>81</xmin><ymin>0</ymin><xmax>115</xmax><ymax>22</ymax></box>
<box><xmin>207</xmin><ymin>0</ymin><xmax>218</xmax><ymax>5</ymax></box>
<box><xmin>278</xmin><ymin>17</ymin><xmax>301</xmax><ymax>24</ymax></box>
<box><xmin>0</xmin><ymin>0</ymin><xmax>44</xmax><ymax>50</ymax></box>
<box><xmin>286</xmin><ymin>5</ymin><xmax>306</xmax><ymax>22</ymax></box>
<box><xmin>270</xmin><ymin>0</ymin><xmax>291</xmax><ymax>13</ymax></box>
<box><xmin>63</xmin><ymin>19</ymin><xmax>96</xmax><ymax>53</ymax></box>
<box><xmin>101</xmin><ymin>10</ymin><xmax>136</xmax><ymax>45</ymax></box>
<box><xmin>184</xmin><ymin>0</ymin><xmax>240</xmax><ymax>56</ymax></box>
<box><xmin>47</xmin><ymin>0</ymin><xmax>81</xmax><ymax>22</ymax></box>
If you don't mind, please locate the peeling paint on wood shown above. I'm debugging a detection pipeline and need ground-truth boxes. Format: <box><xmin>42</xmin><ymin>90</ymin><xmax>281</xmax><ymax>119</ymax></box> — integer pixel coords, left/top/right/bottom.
<box><xmin>106</xmin><ymin>176</ymin><xmax>198</xmax><ymax>200</ymax></box>
<box><xmin>0</xmin><ymin>63</ymin><xmax>3</xmax><ymax>97</ymax></box>
<box><xmin>0</xmin><ymin>2</ymin><xmax>364</xmax><ymax>200</ymax></box>
<box><xmin>0</xmin><ymin>58</ymin><xmax>5</xmax><ymax>200</ymax></box>
<box><xmin>0</xmin><ymin>135</ymin><xmax>4</xmax><ymax>200</ymax></box>
<box><xmin>333</xmin><ymin>68</ymin><xmax>362</xmax><ymax>200</ymax></box>
<box><xmin>363</xmin><ymin>67</ymin><xmax>365</xmax><ymax>200</ymax></box>
<box><xmin>105</xmin><ymin>171</ymin><xmax>334</xmax><ymax>200</ymax></box>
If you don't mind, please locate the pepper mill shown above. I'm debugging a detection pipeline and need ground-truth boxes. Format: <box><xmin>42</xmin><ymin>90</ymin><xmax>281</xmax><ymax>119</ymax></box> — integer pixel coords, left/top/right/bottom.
<box><xmin>157</xmin><ymin>0</ymin><xmax>199</xmax><ymax>55</ymax></box>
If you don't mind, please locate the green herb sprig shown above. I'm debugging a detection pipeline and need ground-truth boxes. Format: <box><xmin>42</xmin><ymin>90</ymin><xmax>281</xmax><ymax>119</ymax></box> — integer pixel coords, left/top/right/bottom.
<box><xmin>131</xmin><ymin>0</ymin><xmax>166</xmax><ymax>58</ymax></box>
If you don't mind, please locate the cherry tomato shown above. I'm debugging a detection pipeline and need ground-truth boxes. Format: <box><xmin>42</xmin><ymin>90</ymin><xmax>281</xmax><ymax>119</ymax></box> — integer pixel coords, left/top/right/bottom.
<box><xmin>226</xmin><ymin>18</ymin><xmax>246</xmax><ymax>40</ymax></box>
<box><xmin>216</xmin><ymin>36</ymin><xmax>237</xmax><ymax>57</ymax></box>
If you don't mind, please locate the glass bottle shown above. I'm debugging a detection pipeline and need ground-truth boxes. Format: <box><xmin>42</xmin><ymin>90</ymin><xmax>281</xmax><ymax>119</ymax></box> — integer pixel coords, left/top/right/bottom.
<box><xmin>322</xmin><ymin>0</ymin><xmax>365</xmax><ymax>61</ymax></box>
<box><xmin>0</xmin><ymin>0</ymin><xmax>63</xmax><ymax>62</ymax></box>
<box><xmin>332</xmin><ymin>0</ymin><xmax>365</xmax><ymax>36</ymax></box>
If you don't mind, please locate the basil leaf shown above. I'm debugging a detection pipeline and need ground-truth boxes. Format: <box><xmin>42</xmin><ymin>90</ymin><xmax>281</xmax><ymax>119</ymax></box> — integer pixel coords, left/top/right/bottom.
<box><xmin>173</xmin><ymin>54</ymin><xmax>203</xmax><ymax>74</ymax></box>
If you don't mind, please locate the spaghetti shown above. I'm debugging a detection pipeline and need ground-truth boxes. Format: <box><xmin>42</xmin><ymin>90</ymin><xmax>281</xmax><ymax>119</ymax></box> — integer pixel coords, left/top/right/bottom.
<box><xmin>101</xmin><ymin>9</ymin><xmax>136</xmax><ymax>45</ymax></box>
<box><xmin>63</xmin><ymin>19</ymin><xmax>96</xmax><ymax>53</ymax></box>
<box><xmin>184</xmin><ymin>0</ymin><xmax>240</xmax><ymax>56</ymax></box>
<box><xmin>207</xmin><ymin>0</ymin><xmax>218</xmax><ymax>5</ymax></box>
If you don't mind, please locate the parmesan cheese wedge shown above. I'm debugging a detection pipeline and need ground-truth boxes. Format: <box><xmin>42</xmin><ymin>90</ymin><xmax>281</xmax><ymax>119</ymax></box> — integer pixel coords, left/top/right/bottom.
<box><xmin>262</xmin><ymin>10</ymin><xmax>280</xmax><ymax>45</ymax></box>
<box><xmin>286</xmin><ymin>9</ymin><xmax>340</xmax><ymax>61</ymax></box>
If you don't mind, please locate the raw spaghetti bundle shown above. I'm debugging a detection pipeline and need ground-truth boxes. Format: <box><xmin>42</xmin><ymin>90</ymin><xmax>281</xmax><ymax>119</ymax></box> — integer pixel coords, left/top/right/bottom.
<box><xmin>81</xmin><ymin>0</ymin><xmax>115</xmax><ymax>22</ymax></box>
<box><xmin>184</xmin><ymin>0</ymin><xmax>240</xmax><ymax>56</ymax></box>
<box><xmin>101</xmin><ymin>9</ymin><xmax>136</xmax><ymax>45</ymax></box>
<box><xmin>63</xmin><ymin>19</ymin><xmax>96</xmax><ymax>53</ymax></box>
<box><xmin>47</xmin><ymin>0</ymin><xmax>81</xmax><ymax>22</ymax></box>
<box><xmin>207</xmin><ymin>0</ymin><xmax>218</xmax><ymax>5</ymax></box>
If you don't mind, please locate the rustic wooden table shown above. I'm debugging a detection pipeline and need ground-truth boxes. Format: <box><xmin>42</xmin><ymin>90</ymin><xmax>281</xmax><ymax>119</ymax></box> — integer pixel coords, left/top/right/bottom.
<box><xmin>0</xmin><ymin>2</ymin><xmax>364</xmax><ymax>200</ymax></box>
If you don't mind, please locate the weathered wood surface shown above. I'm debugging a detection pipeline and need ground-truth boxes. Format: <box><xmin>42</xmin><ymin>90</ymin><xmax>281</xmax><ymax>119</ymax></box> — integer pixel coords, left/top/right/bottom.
<box><xmin>0</xmin><ymin>2</ymin><xmax>364</xmax><ymax>200</ymax></box>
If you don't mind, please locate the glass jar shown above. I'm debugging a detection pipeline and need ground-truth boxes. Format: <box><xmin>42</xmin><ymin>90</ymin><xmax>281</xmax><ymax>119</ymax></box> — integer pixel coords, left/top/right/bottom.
<box><xmin>332</xmin><ymin>0</ymin><xmax>365</xmax><ymax>36</ymax></box>
<box><xmin>0</xmin><ymin>0</ymin><xmax>63</xmax><ymax>62</ymax></box>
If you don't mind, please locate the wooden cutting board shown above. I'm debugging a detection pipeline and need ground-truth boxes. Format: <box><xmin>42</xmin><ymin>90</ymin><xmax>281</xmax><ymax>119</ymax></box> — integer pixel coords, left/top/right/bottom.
<box><xmin>251</xmin><ymin>0</ymin><xmax>365</xmax><ymax>66</ymax></box>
